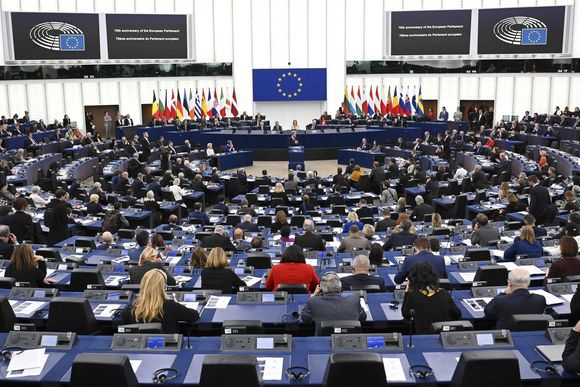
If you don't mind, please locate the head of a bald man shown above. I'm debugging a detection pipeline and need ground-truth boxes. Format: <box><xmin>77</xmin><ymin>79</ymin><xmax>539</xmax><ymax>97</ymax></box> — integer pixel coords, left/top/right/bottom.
<box><xmin>508</xmin><ymin>267</ymin><xmax>531</xmax><ymax>291</ymax></box>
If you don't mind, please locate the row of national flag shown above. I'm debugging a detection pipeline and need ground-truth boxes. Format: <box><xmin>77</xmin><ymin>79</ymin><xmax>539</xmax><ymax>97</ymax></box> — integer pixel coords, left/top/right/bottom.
<box><xmin>342</xmin><ymin>85</ymin><xmax>424</xmax><ymax>117</ymax></box>
<box><xmin>151</xmin><ymin>87</ymin><xmax>239</xmax><ymax>120</ymax></box>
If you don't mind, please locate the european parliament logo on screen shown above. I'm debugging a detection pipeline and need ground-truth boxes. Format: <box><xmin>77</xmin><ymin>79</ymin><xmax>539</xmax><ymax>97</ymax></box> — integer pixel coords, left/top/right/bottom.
<box><xmin>493</xmin><ymin>16</ymin><xmax>547</xmax><ymax>46</ymax></box>
<box><xmin>29</xmin><ymin>22</ymin><xmax>86</xmax><ymax>51</ymax></box>
<box><xmin>253</xmin><ymin>68</ymin><xmax>327</xmax><ymax>101</ymax></box>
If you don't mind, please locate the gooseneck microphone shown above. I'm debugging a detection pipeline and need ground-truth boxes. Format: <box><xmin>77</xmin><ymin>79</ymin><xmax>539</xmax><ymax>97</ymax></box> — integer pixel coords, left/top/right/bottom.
<box><xmin>407</xmin><ymin>309</ymin><xmax>415</xmax><ymax>348</ymax></box>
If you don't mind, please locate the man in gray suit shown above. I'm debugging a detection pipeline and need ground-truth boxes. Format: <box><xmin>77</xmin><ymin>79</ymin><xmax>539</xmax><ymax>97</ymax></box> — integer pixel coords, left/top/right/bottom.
<box><xmin>301</xmin><ymin>272</ymin><xmax>367</xmax><ymax>335</ymax></box>
<box><xmin>471</xmin><ymin>213</ymin><xmax>500</xmax><ymax>247</ymax></box>
<box><xmin>337</xmin><ymin>225</ymin><xmax>371</xmax><ymax>253</ymax></box>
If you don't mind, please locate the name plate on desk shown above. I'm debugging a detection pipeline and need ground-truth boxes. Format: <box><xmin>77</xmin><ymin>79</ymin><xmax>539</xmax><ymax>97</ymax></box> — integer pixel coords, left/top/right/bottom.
<box><xmin>5</xmin><ymin>331</ymin><xmax>76</xmax><ymax>350</ymax></box>
<box><xmin>441</xmin><ymin>330</ymin><xmax>513</xmax><ymax>349</ymax></box>
<box><xmin>9</xmin><ymin>287</ymin><xmax>59</xmax><ymax>299</ymax></box>
<box><xmin>331</xmin><ymin>333</ymin><xmax>402</xmax><ymax>351</ymax></box>
<box><xmin>220</xmin><ymin>334</ymin><xmax>292</xmax><ymax>352</ymax></box>
<box><xmin>111</xmin><ymin>333</ymin><xmax>182</xmax><ymax>351</ymax></box>
<box><xmin>237</xmin><ymin>292</ymin><xmax>287</xmax><ymax>304</ymax></box>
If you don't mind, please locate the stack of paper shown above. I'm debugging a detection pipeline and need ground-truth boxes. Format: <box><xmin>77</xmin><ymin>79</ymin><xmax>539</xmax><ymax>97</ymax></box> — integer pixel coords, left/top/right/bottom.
<box><xmin>174</xmin><ymin>275</ymin><xmax>193</xmax><ymax>284</ymax></box>
<box><xmin>104</xmin><ymin>275</ymin><xmax>129</xmax><ymax>287</ymax></box>
<box><xmin>458</xmin><ymin>272</ymin><xmax>476</xmax><ymax>282</ymax></box>
<box><xmin>256</xmin><ymin>357</ymin><xmax>283</xmax><ymax>381</ymax></box>
<box><xmin>529</xmin><ymin>289</ymin><xmax>564</xmax><ymax>306</ymax></box>
<box><xmin>179</xmin><ymin>302</ymin><xmax>200</xmax><ymax>310</ymax></box>
<box><xmin>6</xmin><ymin>348</ymin><xmax>48</xmax><ymax>378</ymax></box>
<box><xmin>517</xmin><ymin>265</ymin><xmax>546</xmax><ymax>276</ymax></box>
<box><xmin>12</xmin><ymin>301</ymin><xmax>47</xmax><ymax>318</ymax></box>
<box><xmin>240</xmin><ymin>276</ymin><xmax>262</xmax><ymax>287</ymax></box>
<box><xmin>497</xmin><ymin>262</ymin><xmax>519</xmax><ymax>271</ymax></box>
<box><xmin>382</xmin><ymin>358</ymin><xmax>406</xmax><ymax>382</ymax></box>
<box><xmin>92</xmin><ymin>303</ymin><xmax>123</xmax><ymax>318</ymax></box>
<box><xmin>204</xmin><ymin>296</ymin><xmax>231</xmax><ymax>309</ymax></box>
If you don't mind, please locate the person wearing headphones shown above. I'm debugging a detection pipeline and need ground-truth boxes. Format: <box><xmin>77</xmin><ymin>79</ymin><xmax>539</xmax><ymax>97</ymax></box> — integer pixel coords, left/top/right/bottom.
<box><xmin>122</xmin><ymin>269</ymin><xmax>198</xmax><ymax>333</ymax></box>
<box><xmin>301</xmin><ymin>272</ymin><xmax>366</xmax><ymax>335</ymax></box>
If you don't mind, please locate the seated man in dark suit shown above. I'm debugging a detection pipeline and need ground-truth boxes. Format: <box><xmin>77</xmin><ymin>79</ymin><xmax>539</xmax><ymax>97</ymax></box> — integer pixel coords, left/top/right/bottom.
<box><xmin>375</xmin><ymin>208</ymin><xmax>396</xmax><ymax>232</ymax></box>
<box><xmin>341</xmin><ymin>255</ymin><xmax>386</xmax><ymax>291</ymax></box>
<box><xmin>301</xmin><ymin>272</ymin><xmax>367</xmax><ymax>335</ymax></box>
<box><xmin>394</xmin><ymin>237</ymin><xmax>445</xmax><ymax>284</ymax></box>
<box><xmin>383</xmin><ymin>220</ymin><xmax>418</xmax><ymax>251</ymax></box>
<box><xmin>297</xmin><ymin>194</ymin><xmax>316</xmax><ymax>215</ymax></box>
<box><xmin>294</xmin><ymin>219</ymin><xmax>325</xmax><ymax>251</ymax></box>
<box><xmin>163</xmin><ymin>215</ymin><xmax>182</xmax><ymax>230</ymax></box>
<box><xmin>410</xmin><ymin>195</ymin><xmax>433</xmax><ymax>221</ymax></box>
<box><xmin>114</xmin><ymin>172</ymin><xmax>130</xmax><ymax>195</ymax></box>
<box><xmin>189</xmin><ymin>202</ymin><xmax>210</xmax><ymax>225</ymax></box>
<box><xmin>96</xmin><ymin>231</ymin><xmax>116</xmax><ymax>250</ymax></box>
<box><xmin>235</xmin><ymin>214</ymin><xmax>259</xmax><ymax>232</ymax></box>
<box><xmin>355</xmin><ymin>198</ymin><xmax>373</xmax><ymax>219</ymax></box>
<box><xmin>131</xmin><ymin>173</ymin><xmax>145</xmax><ymax>194</ymax></box>
<box><xmin>213</xmin><ymin>195</ymin><xmax>230</xmax><ymax>215</ymax></box>
<box><xmin>471</xmin><ymin>165</ymin><xmax>490</xmax><ymax>190</ymax></box>
<box><xmin>495</xmin><ymin>152</ymin><xmax>510</xmax><ymax>174</ymax></box>
<box><xmin>524</xmin><ymin>214</ymin><xmax>547</xmax><ymax>238</ymax></box>
<box><xmin>201</xmin><ymin>225</ymin><xmax>236</xmax><ymax>251</ymax></box>
<box><xmin>484</xmin><ymin>267</ymin><xmax>546</xmax><ymax>329</ymax></box>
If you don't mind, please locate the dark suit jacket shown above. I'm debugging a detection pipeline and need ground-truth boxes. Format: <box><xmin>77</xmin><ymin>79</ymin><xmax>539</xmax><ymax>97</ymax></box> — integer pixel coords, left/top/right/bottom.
<box><xmin>471</xmin><ymin>170</ymin><xmax>490</xmax><ymax>190</ymax></box>
<box><xmin>129</xmin><ymin>261</ymin><xmax>176</xmax><ymax>285</ymax></box>
<box><xmin>483</xmin><ymin>288</ymin><xmax>546</xmax><ymax>329</ymax></box>
<box><xmin>301</xmin><ymin>294</ymin><xmax>366</xmax><ymax>335</ymax></box>
<box><xmin>410</xmin><ymin>203</ymin><xmax>434</xmax><ymax>221</ymax></box>
<box><xmin>235</xmin><ymin>221</ymin><xmax>259</xmax><ymax>232</ymax></box>
<box><xmin>394</xmin><ymin>251</ymin><xmax>446</xmax><ymax>284</ymax></box>
<box><xmin>201</xmin><ymin>233</ymin><xmax>236</xmax><ymax>251</ymax></box>
<box><xmin>383</xmin><ymin>231</ymin><xmax>417</xmax><ymax>251</ymax></box>
<box><xmin>356</xmin><ymin>206</ymin><xmax>373</xmax><ymax>219</ymax></box>
<box><xmin>8</xmin><ymin>211</ymin><xmax>34</xmax><ymax>242</ymax></box>
<box><xmin>341</xmin><ymin>273</ymin><xmax>386</xmax><ymax>291</ymax></box>
<box><xmin>294</xmin><ymin>231</ymin><xmax>325</xmax><ymax>251</ymax></box>
<box><xmin>201</xmin><ymin>267</ymin><xmax>246</xmax><ymax>294</ymax></box>
<box><xmin>529</xmin><ymin>184</ymin><xmax>552</xmax><ymax>221</ymax></box>
<box><xmin>375</xmin><ymin>218</ymin><xmax>396</xmax><ymax>232</ymax></box>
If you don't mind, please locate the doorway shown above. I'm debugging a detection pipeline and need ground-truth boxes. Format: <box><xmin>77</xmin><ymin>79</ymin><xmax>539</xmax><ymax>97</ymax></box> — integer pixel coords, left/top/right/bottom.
<box><xmin>141</xmin><ymin>104</ymin><xmax>153</xmax><ymax>126</ymax></box>
<box><xmin>421</xmin><ymin>99</ymin><xmax>438</xmax><ymax>118</ymax></box>
<box><xmin>85</xmin><ymin>105</ymin><xmax>119</xmax><ymax>138</ymax></box>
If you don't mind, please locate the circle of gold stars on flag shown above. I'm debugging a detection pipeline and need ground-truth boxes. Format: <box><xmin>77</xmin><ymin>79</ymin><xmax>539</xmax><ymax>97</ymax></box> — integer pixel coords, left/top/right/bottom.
<box><xmin>277</xmin><ymin>72</ymin><xmax>303</xmax><ymax>99</ymax></box>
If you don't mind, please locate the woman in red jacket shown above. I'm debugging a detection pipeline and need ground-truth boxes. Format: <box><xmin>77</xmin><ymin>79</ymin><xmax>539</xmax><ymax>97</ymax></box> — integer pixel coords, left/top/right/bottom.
<box><xmin>266</xmin><ymin>245</ymin><xmax>319</xmax><ymax>293</ymax></box>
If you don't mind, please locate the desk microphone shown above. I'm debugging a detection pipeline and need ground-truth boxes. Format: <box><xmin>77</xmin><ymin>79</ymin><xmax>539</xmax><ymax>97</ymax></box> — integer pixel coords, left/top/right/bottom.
<box><xmin>185</xmin><ymin>322</ymin><xmax>196</xmax><ymax>350</ymax></box>
<box><xmin>407</xmin><ymin>309</ymin><xmax>415</xmax><ymax>349</ymax></box>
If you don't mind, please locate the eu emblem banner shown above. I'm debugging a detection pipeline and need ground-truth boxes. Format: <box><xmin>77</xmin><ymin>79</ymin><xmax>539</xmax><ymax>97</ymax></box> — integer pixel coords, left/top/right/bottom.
<box><xmin>252</xmin><ymin>68</ymin><xmax>327</xmax><ymax>101</ymax></box>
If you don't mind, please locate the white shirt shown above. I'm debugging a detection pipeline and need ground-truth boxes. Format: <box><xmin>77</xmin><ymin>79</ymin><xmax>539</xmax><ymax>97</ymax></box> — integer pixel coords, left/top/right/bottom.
<box><xmin>454</xmin><ymin>168</ymin><xmax>468</xmax><ymax>180</ymax></box>
<box><xmin>206</xmin><ymin>148</ymin><xmax>215</xmax><ymax>156</ymax></box>
<box><xmin>169</xmin><ymin>185</ymin><xmax>186</xmax><ymax>201</ymax></box>
<box><xmin>30</xmin><ymin>193</ymin><xmax>49</xmax><ymax>208</ymax></box>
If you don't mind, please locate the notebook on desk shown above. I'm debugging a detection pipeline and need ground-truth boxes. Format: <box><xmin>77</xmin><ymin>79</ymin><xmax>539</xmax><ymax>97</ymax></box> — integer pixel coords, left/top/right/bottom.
<box><xmin>536</xmin><ymin>344</ymin><xmax>565</xmax><ymax>362</ymax></box>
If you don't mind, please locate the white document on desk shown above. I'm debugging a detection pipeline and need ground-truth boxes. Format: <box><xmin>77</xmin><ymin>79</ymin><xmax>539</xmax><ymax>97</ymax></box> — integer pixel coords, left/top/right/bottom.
<box><xmin>12</xmin><ymin>300</ymin><xmax>47</xmax><ymax>318</ymax></box>
<box><xmin>129</xmin><ymin>360</ymin><xmax>142</xmax><ymax>373</ymax></box>
<box><xmin>204</xmin><ymin>296</ymin><xmax>231</xmax><ymax>309</ymax></box>
<box><xmin>241</xmin><ymin>276</ymin><xmax>262</xmax><ymax>287</ymax></box>
<box><xmin>179</xmin><ymin>302</ymin><xmax>200</xmax><ymax>311</ymax></box>
<box><xmin>500</xmin><ymin>236</ymin><xmax>515</xmax><ymax>243</ymax></box>
<box><xmin>174</xmin><ymin>275</ymin><xmax>193</xmax><ymax>284</ymax></box>
<box><xmin>517</xmin><ymin>265</ymin><xmax>546</xmax><ymax>276</ymax></box>
<box><xmin>562</xmin><ymin>294</ymin><xmax>574</xmax><ymax>303</ymax></box>
<box><xmin>92</xmin><ymin>303</ymin><xmax>123</xmax><ymax>318</ymax></box>
<box><xmin>6</xmin><ymin>348</ymin><xmax>48</xmax><ymax>378</ymax></box>
<box><xmin>461</xmin><ymin>239</ymin><xmax>472</xmax><ymax>246</ymax></box>
<box><xmin>529</xmin><ymin>290</ymin><xmax>564</xmax><ymax>306</ymax></box>
<box><xmin>382</xmin><ymin>357</ymin><xmax>406</xmax><ymax>382</ymax></box>
<box><xmin>305</xmin><ymin>258</ymin><xmax>318</xmax><ymax>267</ymax></box>
<box><xmin>257</xmin><ymin>357</ymin><xmax>283</xmax><ymax>381</ymax></box>
<box><xmin>458</xmin><ymin>272</ymin><xmax>476</xmax><ymax>282</ymax></box>
<box><xmin>497</xmin><ymin>262</ymin><xmax>519</xmax><ymax>271</ymax></box>
<box><xmin>105</xmin><ymin>275</ymin><xmax>129</xmax><ymax>287</ymax></box>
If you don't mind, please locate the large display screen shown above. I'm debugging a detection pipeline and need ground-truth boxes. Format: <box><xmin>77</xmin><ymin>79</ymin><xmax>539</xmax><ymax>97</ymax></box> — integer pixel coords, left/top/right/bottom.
<box><xmin>10</xmin><ymin>12</ymin><xmax>101</xmax><ymax>60</ymax></box>
<box><xmin>106</xmin><ymin>14</ymin><xmax>188</xmax><ymax>59</ymax></box>
<box><xmin>478</xmin><ymin>6</ymin><xmax>566</xmax><ymax>54</ymax></box>
<box><xmin>390</xmin><ymin>10</ymin><xmax>472</xmax><ymax>55</ymax></box>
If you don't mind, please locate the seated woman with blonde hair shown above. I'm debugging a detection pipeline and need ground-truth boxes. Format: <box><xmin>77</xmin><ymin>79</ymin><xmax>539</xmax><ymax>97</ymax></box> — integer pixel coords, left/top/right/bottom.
<box><xmin>129</xmin><ymin>246</ymin><xmax>176</xmax><ymax>285</ymax></box>
<box><xmin>122</xmin><ymin>269</ymin><xmax>198</xmax><ymax>333</ymax></box>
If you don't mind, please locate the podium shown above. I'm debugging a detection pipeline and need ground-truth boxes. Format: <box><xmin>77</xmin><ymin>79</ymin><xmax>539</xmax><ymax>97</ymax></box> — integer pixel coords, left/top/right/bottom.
<box><xmin>288</xmin><ymin>146</ymin><xmax>304</xmax><ymax>171</ymax></box>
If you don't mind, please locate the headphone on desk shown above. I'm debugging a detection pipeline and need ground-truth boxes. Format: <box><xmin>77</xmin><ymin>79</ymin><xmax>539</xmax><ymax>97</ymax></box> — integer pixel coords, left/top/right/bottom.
<box><xmin>279</xmin><ymin>311</ymin><xmax>300</xmax><ymax>323</ymax></box>
<box><xmin>285</xmin><ymin>366</ymin><xmax>310</xmax><ymax>381</ymax></box>
<box><xmin>0</xmin><ymin>347</ymin><xmax>23</xmax><ymax>361</ymax></box>
<box><xmin>152</xmin><ymin>368</ymin><xmax>179</xmax><ymax>384</ymax></box>
<box><xmin>530</xmin><ymin>360</ymin><xmax>557</xmax><ymax>376</ymax></box>
<box><xmin>408</xmin><ymin>364</ymin><xmax>434</xmax><ymax>379</ymax></box>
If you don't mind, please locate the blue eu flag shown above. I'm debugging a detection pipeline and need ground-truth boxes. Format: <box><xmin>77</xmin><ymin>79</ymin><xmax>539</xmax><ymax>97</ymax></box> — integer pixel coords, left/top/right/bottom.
<box><xmin>59</xmin><ymin>34</ymin><xmax>85</xmax><ymax>51</ymax></box>
<box><xmin>521</xmin><ymin>28</ymin><xmax>547</xmax><ymax>45</ymax></box>
<box><xmin>253</xmin><ymin>68</ymin><xmax>327</xmax><ymax>101</ymax></box>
